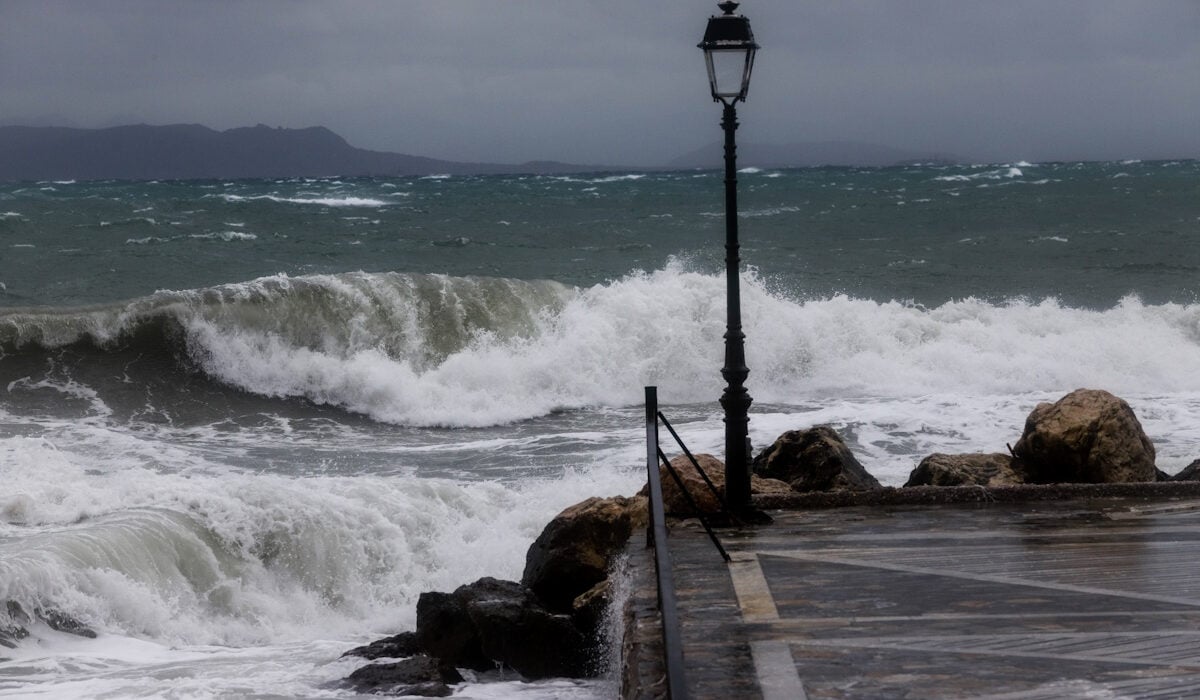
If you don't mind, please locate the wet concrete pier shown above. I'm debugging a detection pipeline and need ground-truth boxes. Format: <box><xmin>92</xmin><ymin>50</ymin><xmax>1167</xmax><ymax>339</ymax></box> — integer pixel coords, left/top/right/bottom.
<box><xmin>622</xmin><ymin>489</ymin><xmax>1200</xmax><ymax>699</ymax></box>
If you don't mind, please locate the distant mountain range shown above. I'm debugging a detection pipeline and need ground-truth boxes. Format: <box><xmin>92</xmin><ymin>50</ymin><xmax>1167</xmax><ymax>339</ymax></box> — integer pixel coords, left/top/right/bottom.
<box><xmin>0</xmin><ymin>124</ymin><xmax>604</xmax><ymax>182</ymax></box>
<box><xmin>0</xmin><ymin>123</ymin><xmax>963</xmax><ymax>182</ymax></box>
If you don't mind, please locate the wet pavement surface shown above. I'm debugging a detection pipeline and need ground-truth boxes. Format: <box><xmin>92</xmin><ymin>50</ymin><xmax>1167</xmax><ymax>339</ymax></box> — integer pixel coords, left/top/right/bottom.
<box><xmin>622</xmin><ymin>495</ymin><xmax>1200</xmax><ymax>699</ymax></box>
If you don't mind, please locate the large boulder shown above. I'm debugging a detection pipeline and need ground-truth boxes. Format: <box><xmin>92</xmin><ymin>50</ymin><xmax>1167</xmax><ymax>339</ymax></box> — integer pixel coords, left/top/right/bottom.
<box><xmin>414</xmin><ymin>589</ymin><xmax>490</xmax><ymax>671</ymax></box>
<box><xmin>467</xmin><ymin>587</ymin><xmax>590</xmax><ymax>679</ymax></box>
<box><xmin>521</xmin><ymin>495</ymin><xmax>647</xmax><ymax>613</ymax></box>
<box><xmin>414</xmin><ymin>577</ymin><xmax>591</xmax><ymax>679</ymax></box>
<box><xmin>752</xmin><ymin>427</ymin><xmax>881</xmax><ymax>492</ymax></box>
<box><xmin>1011</xmin><ymin>389</ymin><xmax>1157</xmax><ymax>484</ymax></box>
<box><xmin>904</xmin><ymin>453</ymin><xmax>1026</xmax><ymax>487</ymax></box>
<box><xmin>639</xmin><ymin>453</ymin><xmax>792</xmax><ymax>516</ymax></box>
<box><xmin>345</xmin><ymin>654</ymin><xmax>462</xmax><ymax>696</ymax></box>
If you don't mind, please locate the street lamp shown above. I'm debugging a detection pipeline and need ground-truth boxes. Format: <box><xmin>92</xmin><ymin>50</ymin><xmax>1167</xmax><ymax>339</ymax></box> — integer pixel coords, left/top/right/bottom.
<box><xmin>700</xmin><ymin>1</ymin><xmax>758</xmax><ymax>511</ymax></box>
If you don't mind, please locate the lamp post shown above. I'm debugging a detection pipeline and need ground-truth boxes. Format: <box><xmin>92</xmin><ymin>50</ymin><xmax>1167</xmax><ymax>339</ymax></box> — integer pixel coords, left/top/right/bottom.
<box><xmin>700</xmin><ymin>1</ymin><xmax>758</xmax><ymax>511</ymax></box>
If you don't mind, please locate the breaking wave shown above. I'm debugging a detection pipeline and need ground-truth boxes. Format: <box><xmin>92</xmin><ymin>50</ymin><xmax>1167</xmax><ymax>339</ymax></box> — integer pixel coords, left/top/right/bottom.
<box><xmin>4</xmin><ymin>265</ymin><xmax>1200</xmax><ymax>427</ymax></box>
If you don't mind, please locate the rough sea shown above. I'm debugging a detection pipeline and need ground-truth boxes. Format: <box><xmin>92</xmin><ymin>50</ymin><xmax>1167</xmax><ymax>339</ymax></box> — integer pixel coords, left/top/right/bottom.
<box><xmin>2</xmin><ymin>160</ymin><xmax>1200</xmax><ymax>697</ymax></box>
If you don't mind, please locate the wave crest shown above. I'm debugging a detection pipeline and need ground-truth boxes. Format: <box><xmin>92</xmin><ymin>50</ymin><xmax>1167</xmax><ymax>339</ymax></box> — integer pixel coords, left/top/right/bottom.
<box><xmin>6</xmin><ymin>267</ymin><xmax>1200</xmax><ymax>428</ymax></box>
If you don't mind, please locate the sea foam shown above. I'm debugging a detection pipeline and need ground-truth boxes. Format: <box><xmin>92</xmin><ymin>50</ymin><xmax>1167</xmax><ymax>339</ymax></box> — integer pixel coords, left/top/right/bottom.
<box><xmin>218</xmin><ymin>194</ymin><xmax>389</xmax><ymax>207</ymax></box>
<box><xmin>0</xmin><ymin>430</ymin><xmax>639</xmax><ymax>648</ymax></box>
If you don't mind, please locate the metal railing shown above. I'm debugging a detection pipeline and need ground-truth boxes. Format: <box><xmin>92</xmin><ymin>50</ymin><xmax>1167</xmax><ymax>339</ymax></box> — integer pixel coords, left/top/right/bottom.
<box><xmin>655</xmin><ymin>412</ymin><xmax>732</xmax><ymax>562</ymax></box>
<box><xmin>643</xmin><ymin>386</ymin><xmax>733</xmax><ymax>700</ymax></box>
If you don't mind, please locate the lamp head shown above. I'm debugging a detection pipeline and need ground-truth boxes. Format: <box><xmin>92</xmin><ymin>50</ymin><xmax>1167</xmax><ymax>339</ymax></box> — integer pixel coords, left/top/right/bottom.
<box><xmin>699</xmin><ymin>1</ymin><xmax>759</xmax><ymax>104</ymax></box>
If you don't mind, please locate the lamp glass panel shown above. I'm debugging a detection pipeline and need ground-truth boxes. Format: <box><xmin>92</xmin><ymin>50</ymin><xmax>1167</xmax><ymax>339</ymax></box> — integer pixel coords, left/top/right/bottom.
<box><xmin>707</xmin><ymin>48</ymin><xmax>750</xmax><ymax>99</ymax></box>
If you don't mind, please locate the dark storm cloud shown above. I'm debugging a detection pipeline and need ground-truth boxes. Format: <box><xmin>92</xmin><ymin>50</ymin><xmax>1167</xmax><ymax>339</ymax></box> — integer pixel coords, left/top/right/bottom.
<box><xmin>2</xmin><ymin>1</ymin><xmax>1198</xmax><ymax>165</ymax></box>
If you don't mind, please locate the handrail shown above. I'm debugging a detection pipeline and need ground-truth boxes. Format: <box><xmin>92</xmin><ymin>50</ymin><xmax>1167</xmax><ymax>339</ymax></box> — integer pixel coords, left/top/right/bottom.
<box><xmin>657</xmin><ymin>446</ymin><xmax>731</xmax><ymax>563</ymax></box>
<box><xmin>644</xmin><ymin>386</ymin><xmax>689</xmax><ymax>700</ymax></box>
<box><xmin>656</xmin><ymin>413</ymin><xmax>732</xmax><ymax>562</ymax></box>
<box><xmin>657</xmin><ymin>412</ymin><xmax>726</xmax><ymax>508</ymax></box>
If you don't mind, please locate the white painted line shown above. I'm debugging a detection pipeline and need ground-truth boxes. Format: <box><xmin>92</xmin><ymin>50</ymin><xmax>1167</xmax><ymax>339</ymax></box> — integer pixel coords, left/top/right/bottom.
<box><xmin>751</xmin><ymin>640</ymin><xmax>807</xmax><ymax>700</ymax></box>
<box><xmin>728</xmin><ymin>552</ymin><xmax>780</xmax><ymax>623</ymax></box>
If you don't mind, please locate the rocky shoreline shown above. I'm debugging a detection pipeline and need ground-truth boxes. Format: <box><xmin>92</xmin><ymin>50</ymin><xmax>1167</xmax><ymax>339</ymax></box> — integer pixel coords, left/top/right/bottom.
<box><xmin>339</xmin><ymin>387</ymin><xmax>1200</xmax><ymax>694</ymax></box>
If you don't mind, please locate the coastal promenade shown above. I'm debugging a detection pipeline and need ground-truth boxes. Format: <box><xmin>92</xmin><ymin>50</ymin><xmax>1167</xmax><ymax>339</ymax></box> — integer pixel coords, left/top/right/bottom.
<box><xmin>622</xmin><ymin>486</ymin><xmax>1200</xmax><ymax>699</ymax></box>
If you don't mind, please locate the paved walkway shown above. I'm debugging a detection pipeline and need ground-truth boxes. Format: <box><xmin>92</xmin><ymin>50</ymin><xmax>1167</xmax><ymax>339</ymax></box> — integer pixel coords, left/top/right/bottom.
<box><xmin>622</xmin><ymin>497</ymin><xmax>1200</xmax><ymax>699</ymax></box>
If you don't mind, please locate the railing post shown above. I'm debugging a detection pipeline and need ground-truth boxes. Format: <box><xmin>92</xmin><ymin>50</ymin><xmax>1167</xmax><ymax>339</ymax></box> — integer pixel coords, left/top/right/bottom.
<box><xmin>646</xmin><ymin>386</ymin><xmax>659</xmax><ymax>550</ymax></box>
<box><xmin>644</xmin><ymin>386</ymin><xmax>689</xmax><ymax>700</ymax></box>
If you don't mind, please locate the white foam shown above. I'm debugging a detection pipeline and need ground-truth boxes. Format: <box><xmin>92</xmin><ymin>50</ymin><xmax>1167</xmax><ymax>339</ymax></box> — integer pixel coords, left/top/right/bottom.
<box><xmin>544</xmin><ymin>174</ymin><xmax>645</xmax><ymax>185</ymax></box>
<box><xmin>190</xmin><ymin>231</ymin><xmax>258</xmax><ymax>241</ymax></box>
<box><xmin>934</xmin><ymin>167</ymin><xmax>1024</xmax><ymax>183</ymax></box>
<box><xmin>99</xmin><ymin>217</ymin><xmax>157</xmax><ymax>227</ymax></box>
<box><xmin>0</xmin><ymin>431</ymin><xmax>641</xmax><ymax>648</ymax></box>
<box><xmin>218</xmin><ymin>194</ymin><xmax>389</xmax><ymax>207</ymax></box>
<box><xmin>591</xmin><ymin>174</ymin><xmax>644</xmax><ymax>183</ymax></box>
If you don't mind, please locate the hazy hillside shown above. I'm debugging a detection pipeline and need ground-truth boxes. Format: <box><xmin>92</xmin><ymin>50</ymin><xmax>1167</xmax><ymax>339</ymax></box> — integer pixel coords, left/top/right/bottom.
<box><xmin>0</xmin><ymin>124</ymin><xmax>601</xmax><ymax>181</ymax></box>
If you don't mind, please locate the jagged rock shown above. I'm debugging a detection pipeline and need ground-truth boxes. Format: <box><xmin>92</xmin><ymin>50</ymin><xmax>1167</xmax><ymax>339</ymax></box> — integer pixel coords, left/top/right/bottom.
<box><xmin>752</xmin><ymin>427</ymin><xmax>882</xmax><ymax>492</ymax></box>
<box><xmin>414</xmin><ymin>577</ymin><xmax>592</xmax><ymax>679</ymax></box>
<box><xmin>345</xmin><ymin>654</ymin><xmax>461</xmax><ymax>696</ymax></box>
<box><xmin>1011</xmin><ymin>389</ymin><xmax>1157</xmax><ymax>484</ymax></box>
<box><xmin>342</xmin><ymin>631</ymin><xmax>421</xmax><ymax>660</ymax></box>
<box><xmin>522</xmin><ymin>495</ymin><xmax>647</xmax><ymax>613</ymax></box>
<box><xmin>36</xmin><ymin>608</ymin><xmax>97</xmax><ymax>639</ymax></box>
<box><xmin>1</xmin><ymin>602</ymin><xmax>95</xmax><ymax>646</ymax></box>
<box><xmin>1</xmin><ymin>602</ymin><xmax>30</xmax><ymax>649</ymax></box>
<box><xmin>639</xmin><ymin>453</ymin><xmax>792</xmax><ymax>516</ymax></box>
<box><xmin>468</xmin><ymin>591</ymin><xmax>590</xmax><ymax>679</ymax></box>
<box><xmin>1171</xmin><ymin>459</ymin><xmax>1200</xmax><ymax>482</ymax></box>
<box><xmin>415</xmin><ymin>589</ymin><xmax>490</xmax><ymax>672</ymax></box>
<box><xmin>0</xmin><ymin>623</ymin><xmax>26</xmax><ymax>650</ymax></box>
<box><xmin>571</xmin><ymin>579</ymin><xmax>611</xmax><ymax>642</ymax></box>
<box><xmin>904</xmin><ymin>453</ymin><xmax>1026</xmax><ymax>487</ymax></box>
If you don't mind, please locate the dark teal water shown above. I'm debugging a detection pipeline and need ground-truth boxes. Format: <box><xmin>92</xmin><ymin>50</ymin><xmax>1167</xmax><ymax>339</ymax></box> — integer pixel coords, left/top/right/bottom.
<box><xmin>3</xmin><ymin>160</ymin><xmax>1198</xmax><ymax>309</ymax></box>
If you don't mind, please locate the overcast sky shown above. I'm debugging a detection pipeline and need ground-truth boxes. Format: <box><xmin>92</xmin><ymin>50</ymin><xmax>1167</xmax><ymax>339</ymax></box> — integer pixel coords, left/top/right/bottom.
<box><xmin>2</xmin><ymin>1</ymin><xmax>1199</xmax><ymax>166</ymax></box>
